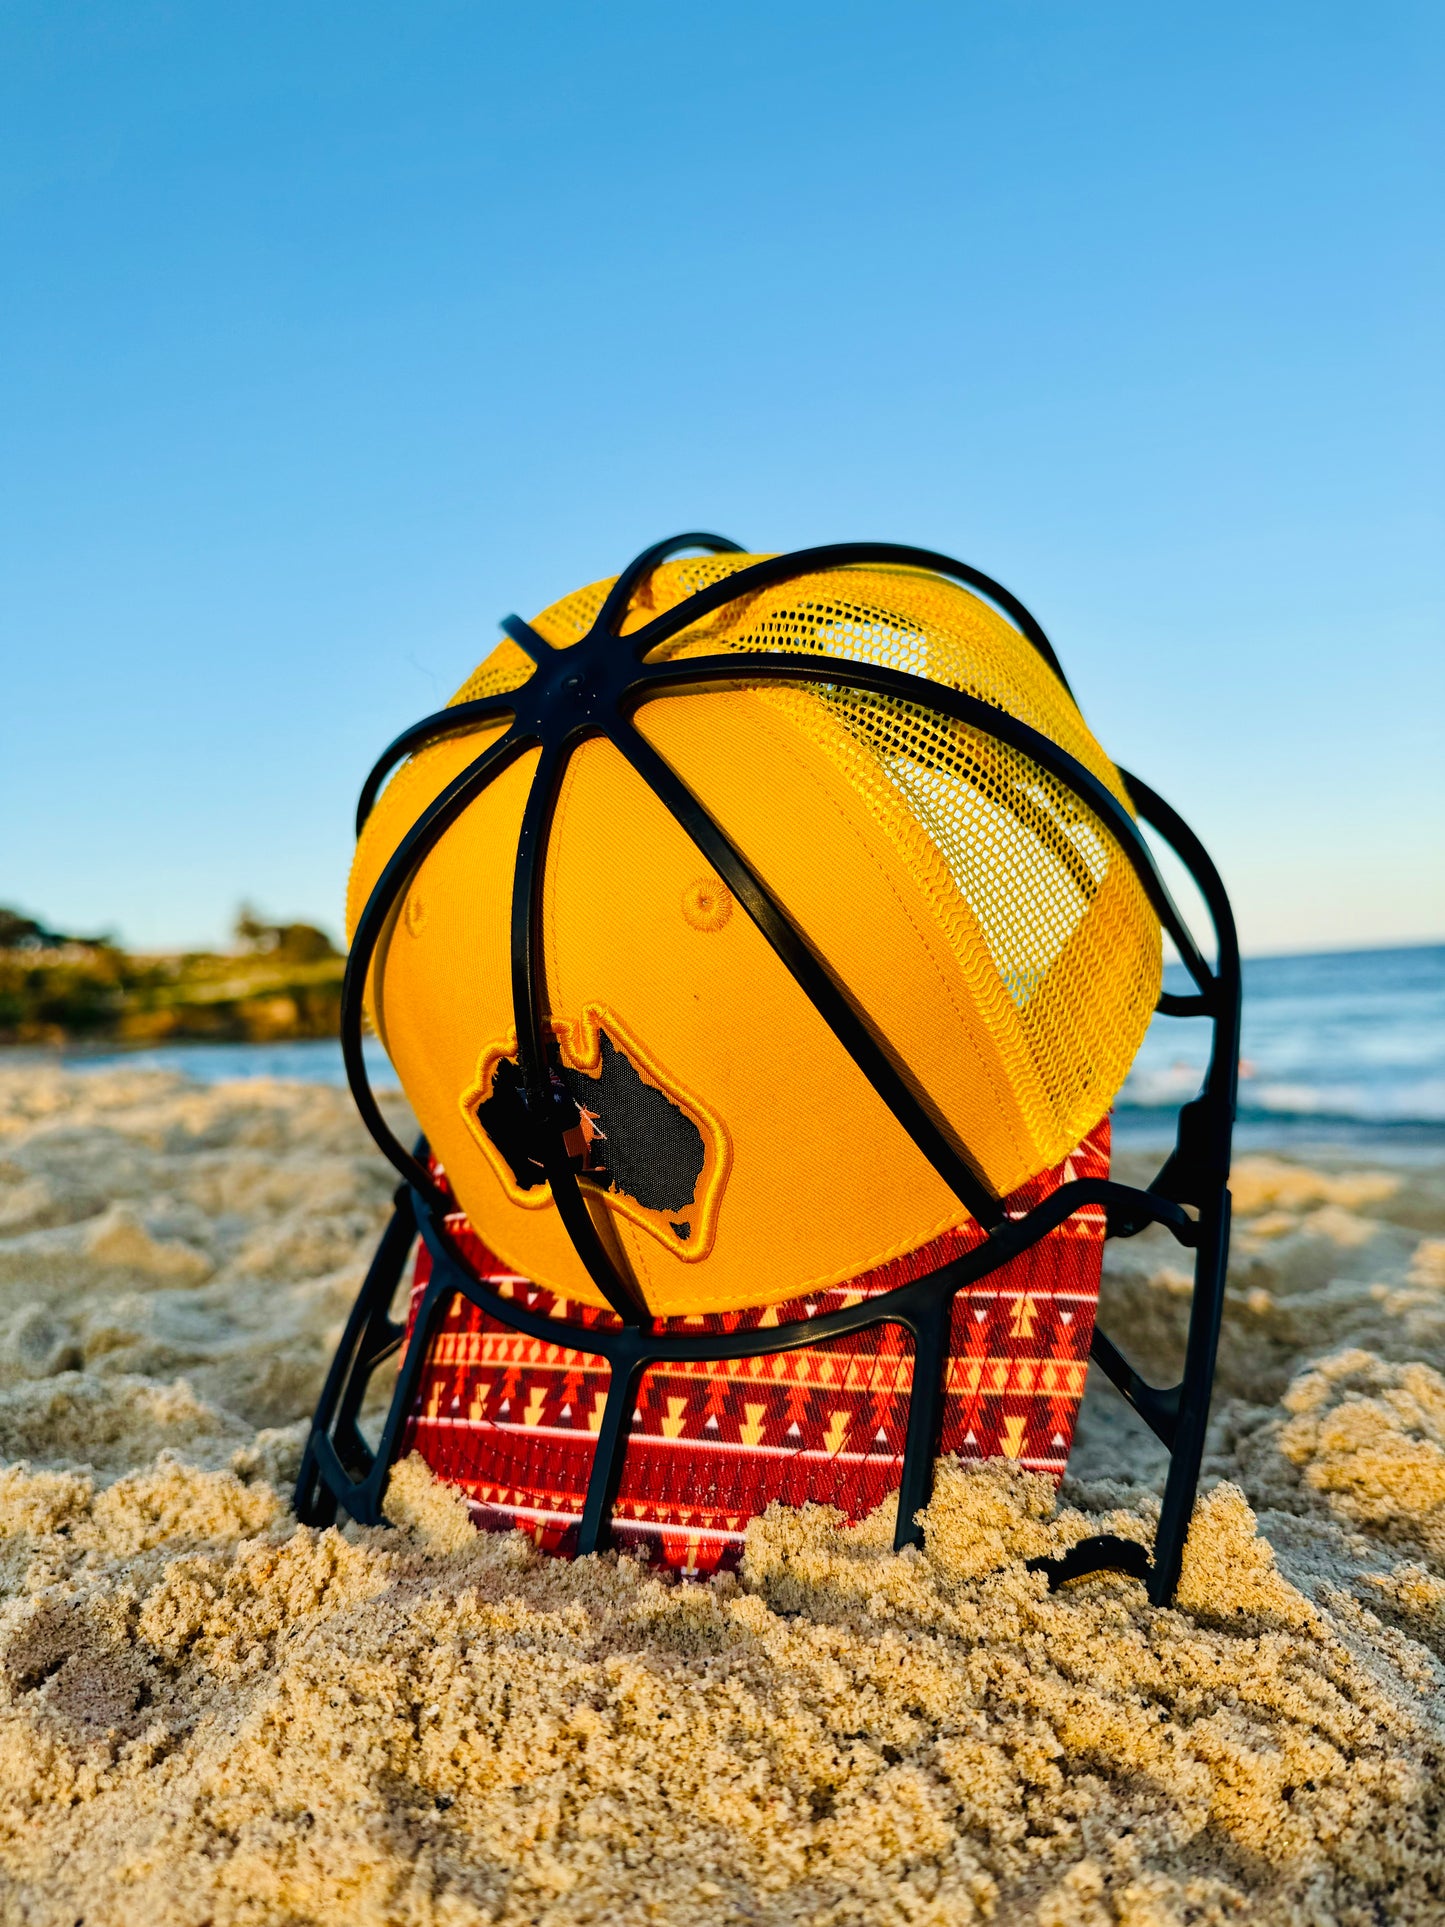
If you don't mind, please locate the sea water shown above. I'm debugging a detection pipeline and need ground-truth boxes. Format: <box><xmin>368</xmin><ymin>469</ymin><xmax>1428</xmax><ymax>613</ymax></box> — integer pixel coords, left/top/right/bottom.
<box><xmin>42</xmin><ymin>943</ymin><xmax>1445</xmax><ymax>1159</ymax></box>
<box><xmin>1118</xmin><ymin>942</ymin><xmax>1444</xmax><ymax>1154</ymax></box>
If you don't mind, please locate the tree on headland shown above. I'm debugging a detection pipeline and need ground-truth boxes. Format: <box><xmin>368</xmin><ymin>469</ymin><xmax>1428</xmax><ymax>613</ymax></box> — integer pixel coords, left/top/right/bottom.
<box><xmin>0</xmin><ymin>904</ymin><xmax>343</xmax><ymax>1044</ymax></box>
<box><xmin>0</xmin><ymin>907</ymin><xmax>107</xmax><ymax>952</ymax></box>
<box><xmin>233</xmin><ymin>903</ymin><xmax>339</xmax><ymax>964</ymax></box>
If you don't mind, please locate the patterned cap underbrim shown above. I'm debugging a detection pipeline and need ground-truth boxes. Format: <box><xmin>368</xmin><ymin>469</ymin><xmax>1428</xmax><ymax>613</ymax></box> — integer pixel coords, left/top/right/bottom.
<box><xmin>399</xmin><ymin>1117</ymin><xmax>1109</xmax><ymax>1577</ymax></box>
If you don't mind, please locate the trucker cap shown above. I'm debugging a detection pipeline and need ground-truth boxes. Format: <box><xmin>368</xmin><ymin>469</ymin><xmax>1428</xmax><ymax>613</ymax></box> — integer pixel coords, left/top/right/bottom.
<box><xmin>348</xmin><ymin>553</ymin><xmax>1161</xmax><ymax>1319</ymax></box>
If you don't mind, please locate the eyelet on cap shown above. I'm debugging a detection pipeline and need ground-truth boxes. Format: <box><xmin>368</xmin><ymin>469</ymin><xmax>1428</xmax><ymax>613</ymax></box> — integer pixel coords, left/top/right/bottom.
<box><xmin>681</xmin><ymin>876</ymin><xmax>733</xmax><ymax>934</ymax></box>
<box><xmin>404</xmin><ymin>892</ymin><xmax>428</xmax><ymax>937</ymax></box>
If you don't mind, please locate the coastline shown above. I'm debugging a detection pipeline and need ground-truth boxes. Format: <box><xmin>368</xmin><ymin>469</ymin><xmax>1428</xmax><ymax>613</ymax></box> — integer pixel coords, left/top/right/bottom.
<box><xmin>0</xmin><ymin>941</ymin><xmax>345</xmax><ymax>1050</ymax></box>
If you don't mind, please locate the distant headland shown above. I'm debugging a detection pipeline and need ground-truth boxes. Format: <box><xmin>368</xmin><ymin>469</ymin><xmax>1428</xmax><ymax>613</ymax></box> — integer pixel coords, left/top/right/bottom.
<box><xmin>0</xmin><ymin>904</ymin><xmax>345</xmax><ymax>1046</ymax></box>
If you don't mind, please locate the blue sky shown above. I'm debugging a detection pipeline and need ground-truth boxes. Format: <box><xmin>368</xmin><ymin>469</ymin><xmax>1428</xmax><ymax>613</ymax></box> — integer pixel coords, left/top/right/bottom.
<box><xmin>3</xmin><ymin>2</ymin><xmax>1441</xmax><ymax>957</ymax></box>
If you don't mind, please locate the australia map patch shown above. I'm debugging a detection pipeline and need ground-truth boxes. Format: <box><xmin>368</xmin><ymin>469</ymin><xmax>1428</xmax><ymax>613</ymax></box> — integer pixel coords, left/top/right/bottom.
<box><xmin>460</xmin><ymin>1007</ymin><xmax>730</xmax><ymax>1260</ymax></box>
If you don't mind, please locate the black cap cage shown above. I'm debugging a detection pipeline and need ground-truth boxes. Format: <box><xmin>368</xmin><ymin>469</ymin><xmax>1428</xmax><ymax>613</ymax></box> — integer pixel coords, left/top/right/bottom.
<box><xmin>295</xmin><ymin>534</ymin><xmax>1241</xmax><ymax>1607</ymax></box>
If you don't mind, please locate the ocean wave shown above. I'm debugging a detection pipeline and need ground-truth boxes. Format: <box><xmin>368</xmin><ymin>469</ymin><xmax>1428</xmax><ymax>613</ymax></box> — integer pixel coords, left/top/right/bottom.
<box><xmin>1121</xmin><ymin>1065</ymin><xmax>1445</xmax><ymax>1127</ymax></box>
<box><xmin>1128</xmin><ymin>942</ymin><xmax>1445</xmax><ymax>1129</ymax></box>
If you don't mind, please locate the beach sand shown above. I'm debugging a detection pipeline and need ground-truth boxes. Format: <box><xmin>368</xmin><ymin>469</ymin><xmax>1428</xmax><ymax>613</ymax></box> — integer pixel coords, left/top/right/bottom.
<box><xmin>0</xmin><ymin>1065</ymin><xmax>1442</xmax><ymax>1924</ymax></box>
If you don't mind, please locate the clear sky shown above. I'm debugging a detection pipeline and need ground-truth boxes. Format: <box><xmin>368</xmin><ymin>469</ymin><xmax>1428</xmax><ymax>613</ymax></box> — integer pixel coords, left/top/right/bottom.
<box><xmin>3</xmin><ymin>2</ymin><xmax>1442</xmax><ymax>958</ymax></box>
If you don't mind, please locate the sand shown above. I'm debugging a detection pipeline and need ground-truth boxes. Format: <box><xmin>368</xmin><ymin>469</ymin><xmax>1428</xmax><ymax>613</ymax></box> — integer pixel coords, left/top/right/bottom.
<box><xmin>0</xmin><ymin>1066</ymin><xmax>1442</xmax><ymax>1925</ymax></box>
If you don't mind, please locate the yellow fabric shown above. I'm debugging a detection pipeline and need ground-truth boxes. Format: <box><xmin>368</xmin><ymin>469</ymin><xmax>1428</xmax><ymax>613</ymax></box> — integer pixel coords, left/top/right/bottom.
<box><xmin>347</xmin><ymin>556</ymin><xmax>1161</xmax><ymax>1316</ymax></box>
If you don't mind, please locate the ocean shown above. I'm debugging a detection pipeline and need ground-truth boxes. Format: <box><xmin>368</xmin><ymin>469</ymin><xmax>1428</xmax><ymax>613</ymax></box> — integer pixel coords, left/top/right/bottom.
<box><xmin>33</xmin><ymin>942</ymin><xmax>1445</xmax><ymax>1162</ymax></box>
<box><xmin>1116</xmin><ymin>942</ymin><xmax>1444</xmax><ymax>1155</ymax></box>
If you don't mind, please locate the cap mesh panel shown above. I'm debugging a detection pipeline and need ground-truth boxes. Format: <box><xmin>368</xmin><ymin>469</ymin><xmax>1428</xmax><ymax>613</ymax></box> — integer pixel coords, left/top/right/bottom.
<box><xmin>439</xmin><ymin>553</ymin><xmax>1159</xmax><ymax>1176</ymax></box>
<box><xmin>449</xmin><ymin>576</ymin><xmax>614</xmax><ymax>706</ymax></box>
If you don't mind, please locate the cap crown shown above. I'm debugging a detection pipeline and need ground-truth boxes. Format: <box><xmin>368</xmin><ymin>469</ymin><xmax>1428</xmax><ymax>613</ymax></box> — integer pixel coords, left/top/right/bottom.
<box><xmin>348</xmin><ymin>556</ymin><xmax>1160</xmax><ymax>1315</ymax></box>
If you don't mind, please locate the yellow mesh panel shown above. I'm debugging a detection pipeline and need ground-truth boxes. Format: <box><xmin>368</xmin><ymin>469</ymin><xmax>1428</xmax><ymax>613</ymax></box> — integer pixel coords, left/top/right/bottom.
<box><xmin>449</xmin><ymin>638</ymin><xmax>534</xmax><ymax>706</ymax></box>
<box><xmin>422</xmin><ymin>551</ymin><xmax>1159</xmax><ymax>1181</ymax></box>
<box><xmin>448</xmin><ymin>555</ymin><xmax>755</xmax><ymax>706</ymax></box>
<box><xmin>448</xmin><ymin>577</ymin><xmax>615</xmax><ymax>705</ymax></box>
<box><xmin>624</xmin><ymin>556</ymin><xmax>1159</xmax><ymax>1166</ymax></box>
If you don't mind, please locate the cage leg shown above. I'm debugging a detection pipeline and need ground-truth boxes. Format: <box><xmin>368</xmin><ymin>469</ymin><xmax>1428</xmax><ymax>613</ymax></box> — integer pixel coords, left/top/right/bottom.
<box><xmin>294</xmin><ymin>1188</ymin><xmax>416</xmax><ymax>1526</ymax></box>
<box><xmin>576</xmin><ymin>1348</ymin><xmax>646</xmax><ymax>1557</ymax></box>
<box><xmin>893</xmin><ymin>1297</ymin><xmax>952</xmax><ymax>1552</ymax></box>
<box><xmin>1146</xmin><ymin>1189</ymin><xmax>1230</xmax><ymax>1606</ymax></box>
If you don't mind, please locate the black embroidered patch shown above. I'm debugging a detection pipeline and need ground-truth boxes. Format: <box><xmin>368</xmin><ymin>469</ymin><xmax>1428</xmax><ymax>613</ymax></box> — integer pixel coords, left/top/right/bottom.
<box><xmin>475</xmin><ymin>1030</ymin><xmax>706</xmax><ymax>1218</ymax></box>
<box><xmin>472</xmin><ymin>1057</ymin><xmax>548</xmax><ymax>1191</ymax></box>
<box><xmin>559</xmin><ymin>1033</ymin><xmax>704</xmax><ymax>1214</ymax></box>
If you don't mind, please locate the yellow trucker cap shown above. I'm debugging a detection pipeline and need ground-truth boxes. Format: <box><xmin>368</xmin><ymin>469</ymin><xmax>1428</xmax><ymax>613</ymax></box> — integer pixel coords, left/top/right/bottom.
<box><xmin>347</xmin><ymin>553</ymin><xmax>1161</xmax><ymax>1317</ymax></box>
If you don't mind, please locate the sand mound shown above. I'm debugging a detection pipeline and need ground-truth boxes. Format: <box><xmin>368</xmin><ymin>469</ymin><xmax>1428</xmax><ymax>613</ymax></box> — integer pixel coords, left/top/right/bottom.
<box><xmin>0</xmin><ymin>1067</ymin><xmax>1442</xmax><ymax>1924</ymax></box>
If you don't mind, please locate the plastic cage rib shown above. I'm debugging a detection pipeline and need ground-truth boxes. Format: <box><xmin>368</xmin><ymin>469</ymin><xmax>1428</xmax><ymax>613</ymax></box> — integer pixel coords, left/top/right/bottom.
<box><xmin>296</xmin><ymin>534</ymin><xmax>1241</xmax><ymax>1609</ymax></box>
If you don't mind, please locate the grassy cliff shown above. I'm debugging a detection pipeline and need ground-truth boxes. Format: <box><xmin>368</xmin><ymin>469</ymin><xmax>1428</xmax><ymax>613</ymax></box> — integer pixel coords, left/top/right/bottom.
<box><xmin>0</xmin><ymin>910</ymin><xmax>345</xmax><ymax>1046</ymax></box>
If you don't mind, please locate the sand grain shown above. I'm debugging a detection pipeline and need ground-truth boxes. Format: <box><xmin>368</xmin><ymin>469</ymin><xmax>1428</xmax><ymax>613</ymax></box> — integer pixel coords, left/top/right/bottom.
<box><xmin>0</xmin><ymin>1067</ymin><xmax>1441</xmax><ymax>1925</ymax></box>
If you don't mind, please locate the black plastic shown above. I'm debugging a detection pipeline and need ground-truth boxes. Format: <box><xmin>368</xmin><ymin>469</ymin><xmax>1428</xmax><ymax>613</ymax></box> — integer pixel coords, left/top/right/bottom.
<box><xmin>296</xmin><ymin>533</ymin><xmax>1241</xmax><ymax>1607</ymax></box>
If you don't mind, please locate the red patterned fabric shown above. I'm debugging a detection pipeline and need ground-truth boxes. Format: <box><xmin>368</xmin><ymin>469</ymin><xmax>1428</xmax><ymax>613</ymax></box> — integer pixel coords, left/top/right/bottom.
<box><xmin>399</xmin><ymin>1118</ymin><xmax>1109</xmax><ymax>1575</ymax></box>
